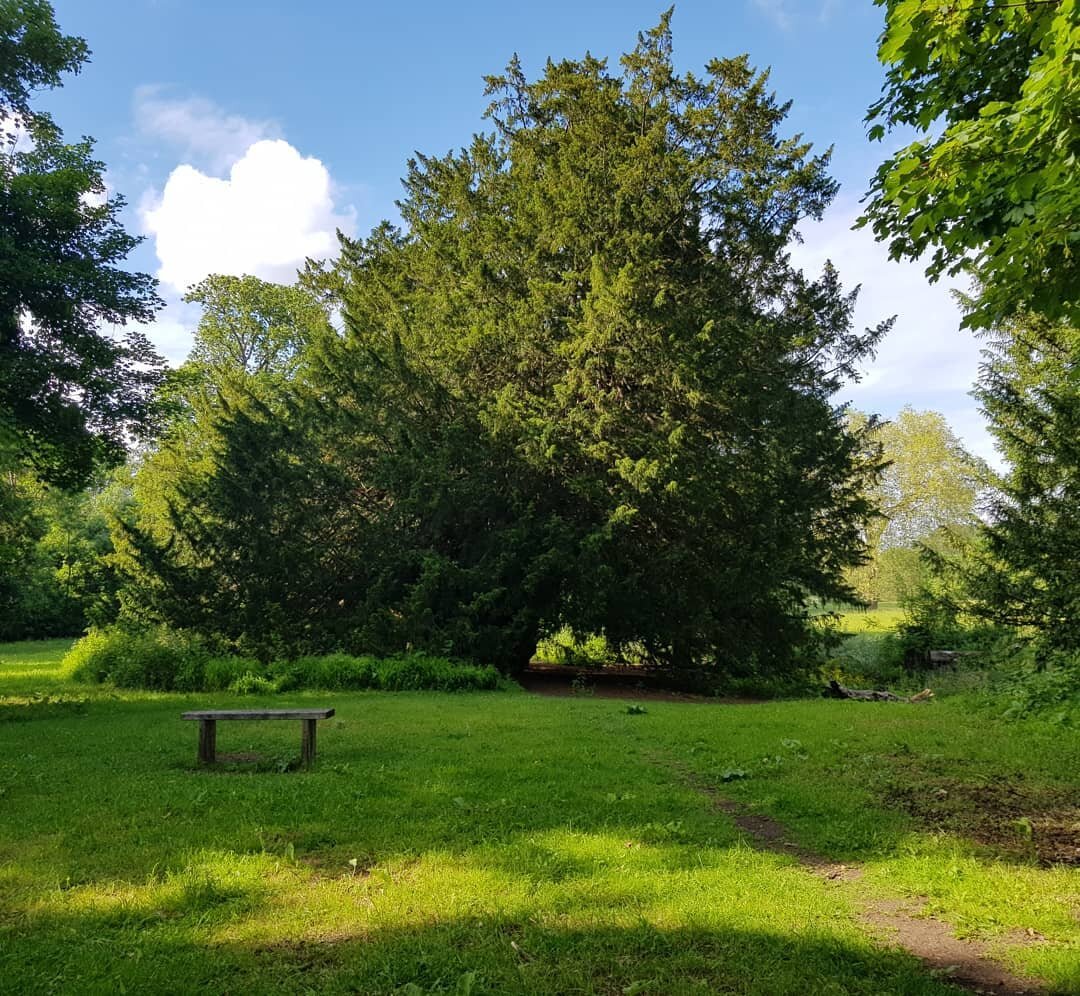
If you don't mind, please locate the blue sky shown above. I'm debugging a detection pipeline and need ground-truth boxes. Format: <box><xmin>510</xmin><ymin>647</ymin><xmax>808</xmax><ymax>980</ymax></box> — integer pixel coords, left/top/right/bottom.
<box><xmin>46</xmin><ymin>0</ymin><xmax>995</xmax><ymax>461</ymax></box>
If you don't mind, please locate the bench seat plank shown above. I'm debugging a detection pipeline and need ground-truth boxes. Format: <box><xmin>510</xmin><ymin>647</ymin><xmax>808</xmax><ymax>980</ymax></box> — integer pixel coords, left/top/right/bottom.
<box><xmin>182</xmin><ymin>709</ymin><xmax>334</xmax><ymax>721</ymax></box>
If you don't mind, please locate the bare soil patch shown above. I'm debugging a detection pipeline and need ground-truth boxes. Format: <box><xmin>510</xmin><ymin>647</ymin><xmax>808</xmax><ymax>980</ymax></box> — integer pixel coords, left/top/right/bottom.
<box><xmin>883</xmin><ymin>768</ymin><xmax>1080</xmax><ymax>867</ymax></box>
<box><xmin>863</xmin><ymin>900</ymin><xmax>1043</xmax><ymax>995</ymax></box>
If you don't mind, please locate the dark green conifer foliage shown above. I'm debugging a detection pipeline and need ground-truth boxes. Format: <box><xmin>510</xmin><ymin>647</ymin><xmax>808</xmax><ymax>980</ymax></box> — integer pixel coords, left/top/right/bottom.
<box><xmin>120</xmin><ymin>16</ymin><xmax>883</xmax><ymax>674</ymax></box>
<box><xmin>969</xmin><ymin>316</ymin><xmax>1080</xmax><ymax>652</ymax></box>
<box><xmin>114</xmin><ymin>278</ymin><xmax>346</xmax><ymax>660</ymax></box>
<box><xmin>300</xmin><ymin>13</ymin><xmax>885</xmax><ymax>673</ymax></box>
<box><xmin>115</xmin><ymin>390</ymin><xmax>374</xmax><ymax>660</ymax></box>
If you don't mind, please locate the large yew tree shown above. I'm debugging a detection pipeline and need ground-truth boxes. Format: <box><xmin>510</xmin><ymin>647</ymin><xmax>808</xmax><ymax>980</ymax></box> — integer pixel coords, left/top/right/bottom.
<box><xmin>128</xmin><ymin>15</ymin><xmax>884</xmax><ymax>674</ymax></box>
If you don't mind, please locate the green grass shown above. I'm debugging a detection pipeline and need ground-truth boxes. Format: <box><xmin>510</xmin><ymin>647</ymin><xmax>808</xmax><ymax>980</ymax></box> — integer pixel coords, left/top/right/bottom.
<box><xmin>834</xmin><ymin>604</ymin><xmax>907</xmax><ymax>635</ymax></box>
<box><xmin>1</xmin><ymin>640</ymin><xmax>1078</xmax><ymax>994</ymax></box>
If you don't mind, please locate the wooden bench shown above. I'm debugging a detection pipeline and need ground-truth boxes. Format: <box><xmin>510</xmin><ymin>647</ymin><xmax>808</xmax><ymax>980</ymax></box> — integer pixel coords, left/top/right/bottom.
<box><xmin>182</xmin><ymin>709</ymin><xmax>335</xmax><ymax>767</ymax></box>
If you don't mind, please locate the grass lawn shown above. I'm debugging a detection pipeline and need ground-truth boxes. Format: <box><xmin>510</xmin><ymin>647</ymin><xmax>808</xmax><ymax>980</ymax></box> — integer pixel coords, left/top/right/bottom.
<box><xmin>1</xmin><ymin>640</ymin><xmax>1077</xmax><ymax>994</ymax></box>
<box><xmin>834</xmin><ymin>604</ymin><xmax>907</xmax><ymax>635</ymax></box>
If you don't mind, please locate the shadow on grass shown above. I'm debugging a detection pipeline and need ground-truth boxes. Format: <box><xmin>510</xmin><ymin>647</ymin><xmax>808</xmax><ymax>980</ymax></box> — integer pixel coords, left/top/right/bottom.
<box><xmin>0</xmin><ymin>905</ymin><xmax>972</xmax><ymax>995</ymax></box>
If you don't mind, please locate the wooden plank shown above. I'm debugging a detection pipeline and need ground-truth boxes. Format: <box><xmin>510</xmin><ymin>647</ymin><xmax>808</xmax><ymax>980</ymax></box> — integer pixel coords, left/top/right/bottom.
<box><xmin>182</xmin><ymin>709</ymin><xmax>335</xmax><ymax>721</ymax></box>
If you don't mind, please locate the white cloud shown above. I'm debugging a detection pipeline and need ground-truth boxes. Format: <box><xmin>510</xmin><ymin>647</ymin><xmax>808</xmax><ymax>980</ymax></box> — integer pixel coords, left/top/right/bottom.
<box><xmin>142</xmin><ymin>138</ymin><xmax>355</xmax><ymax>296</ymax></box>
<box><xmin>790</xmin><ymin>198</ymin><xmax>999</xmax><ymax>466</ymax></box>
<box><xmin>134</xmin><ymin>86</ymin><xmax>280</xmax><ymax>174</ymax></box>
<box><xmin>751</xmin><ymin>0</ymin><xmax>845</xmax><ymax>30</ymax></box>
<box><xmin>134</xmin><ymin>92</ymin><xmax>356</xmax><ymax>361</ymax></box>
<box><xmin>752</xmin><ymin>0</ymin><xmax>793</xmax><ymax>30</ymax></box>
<box><xmin>143</xmin><ymin>305</ymin><xmax>200</xmax><ymax>366</ymax></box>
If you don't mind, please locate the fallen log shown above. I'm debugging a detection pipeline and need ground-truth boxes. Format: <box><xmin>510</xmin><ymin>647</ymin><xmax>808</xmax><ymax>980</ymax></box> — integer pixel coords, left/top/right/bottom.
<box><xmin>823</xmin><ymin>680</ymin><xmax>933</xmax><ymax>703</ymax></box>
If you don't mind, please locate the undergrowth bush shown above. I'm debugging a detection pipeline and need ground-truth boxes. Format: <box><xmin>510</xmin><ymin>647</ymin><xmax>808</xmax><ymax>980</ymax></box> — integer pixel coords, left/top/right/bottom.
<box><xmin>229</xmin><ymin>672</ymin><xmax>278</xmax><ymax>695</ymax></box>
<box><xmin>825</xmin><ymin>620</ymin><xmax>1003</xmax><ymax>693</ymax></box>
<box><xmin>997</xmin><ymin>646</ymin><xmax>1080</xmax><ymax>721</ymax></box>
<box><xmin>62</xmin><ymin>627</ymin><xmax>501</xmax><ymax>693</ymax></box>
<box><xmin>825</xmin><ymin>631</ymin><xmax>908</xmax><ymax>688</ymax></box>
<box><xmin>535</xmin><ymin>627</ymin><xmax>618</xmax><ymax>666</ymax></box>
<box><xmin>63</xmin><ymin>627</ymin><xmax>210</xmax><ymax>690</ymax></box>
<box><xmin>204</xmin><ymin>656</ymin><xmax>264</xmax><ymax>692</ymax></box>
<box><xmin>274</xmin><ymin>653</ymin><xmax>379</xmax><ymax>691</ymax></box>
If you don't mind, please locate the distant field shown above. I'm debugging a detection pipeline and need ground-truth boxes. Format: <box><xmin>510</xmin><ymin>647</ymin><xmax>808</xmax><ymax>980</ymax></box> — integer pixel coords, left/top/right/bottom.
<box><xmin>836</xmin><ymin>604</ymin><xmax>907</xmax><ymax>635</ymax></box>
<box><xmin>1</xmin><ymin>640</ymin><xmax>1077</xmax><ymax>993</ymax></box>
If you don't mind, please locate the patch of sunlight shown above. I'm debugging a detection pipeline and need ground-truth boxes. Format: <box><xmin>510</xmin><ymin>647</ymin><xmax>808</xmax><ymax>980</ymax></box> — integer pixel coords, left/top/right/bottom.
<box><xmin>211</xmin><ymin>849</ymin><xmax>531</xmax><ymax>946</ymax></box>
<box><xmin>857</xmin><ymin>844</ymin><xmax>1080</xmax><ymax>984</ymax></box>
<box><xmin>208</xmin><ymin>831</ymin><xmax>872</xmax><ymax>952</ymax></box>
<box><xmin>836</xmin><ymin>607</ymin><xmax>906</xmax><ymax>634</ymax></box>
<box><xmin>860</xmin><ymin>847</ymin><xmax>1080</xmax><ymax>941</ymax></box>
<box><xmin>24</xmin><ymin>850</ymin><xmax>284</xmax><ymax>923</ymax></box>
<box><xmin>0</xmin><ymin>669</ymin><xmax>66</xmax><ymax>682</ymax></box>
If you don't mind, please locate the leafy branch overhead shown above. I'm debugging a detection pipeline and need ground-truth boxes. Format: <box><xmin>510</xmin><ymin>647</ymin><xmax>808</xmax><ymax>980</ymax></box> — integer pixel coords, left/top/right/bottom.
<box><xmin>0</xmin><ymin>0</ymin><xmax>163</xmax><ymax>487</ymax></box>
<box><xmin>862</xmin><ymin>0</ymin><xmax>1079</xmax><ymax>330</ymax></box>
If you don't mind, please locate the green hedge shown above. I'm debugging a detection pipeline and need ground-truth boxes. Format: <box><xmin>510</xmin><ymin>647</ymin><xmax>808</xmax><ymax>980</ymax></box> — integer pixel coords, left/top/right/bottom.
<box><xmin>62</xmin><ymin>627</ymin><xmax>501</xmax><ymax>693</ymax></box>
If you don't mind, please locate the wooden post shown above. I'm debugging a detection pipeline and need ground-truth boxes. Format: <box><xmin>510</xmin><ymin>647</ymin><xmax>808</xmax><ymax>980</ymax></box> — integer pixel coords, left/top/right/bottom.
<box><xmin>198</xmin><ymin>718</ymin><xmax>217</xmax><ymax>764</ymax></box>
<box><xmin>301</xmin><ymin>718</ymin><xmax>317</xmax><ymax>767</ymax></box>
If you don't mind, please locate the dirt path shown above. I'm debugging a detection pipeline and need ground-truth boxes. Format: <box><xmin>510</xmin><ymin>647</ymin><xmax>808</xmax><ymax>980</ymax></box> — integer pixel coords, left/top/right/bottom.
<box><xmin>671</xmin><ymin>764</ymin><xmax>1045</xmax><ymax>995</ymax></box>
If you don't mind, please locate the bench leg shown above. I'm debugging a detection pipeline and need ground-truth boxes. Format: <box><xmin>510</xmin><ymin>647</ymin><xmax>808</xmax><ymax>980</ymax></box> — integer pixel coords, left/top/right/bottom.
<box><xmin>198</xmin><ymin>719</ymin><xmax>217</xmax><ymax>765</ymax></box>
<box><xmin>301</xmin><ymin>718</ymin><xmax>317</xmax><ymax>768</ymax></box>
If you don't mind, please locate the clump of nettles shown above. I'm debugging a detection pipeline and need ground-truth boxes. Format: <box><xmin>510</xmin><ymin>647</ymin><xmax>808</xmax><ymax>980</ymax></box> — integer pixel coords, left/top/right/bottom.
<box><xmin>62</xmin><ymin>627</ymin><xmax>500</xmax><ymax>693</ymax></box>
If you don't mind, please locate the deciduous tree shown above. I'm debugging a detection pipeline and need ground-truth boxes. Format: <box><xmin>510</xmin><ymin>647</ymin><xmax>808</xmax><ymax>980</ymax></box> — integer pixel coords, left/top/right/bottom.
<box><xmin>0</xmin><ymin>0</ymin><xmax>163</xmax><ymax>487</ymax></box>
<box><xmin>846</xmin><ymin>407</ymin><xmax>988</xmax><ymax>603</ymax></box>
<box><xmin>862</xmin><ymin>0</ymin><xmax>1079</xmax><ymax>331</ymax></box>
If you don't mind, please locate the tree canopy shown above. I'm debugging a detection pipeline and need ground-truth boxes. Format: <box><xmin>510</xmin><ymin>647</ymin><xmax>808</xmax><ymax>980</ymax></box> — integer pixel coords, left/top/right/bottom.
<box><xmin>968</xmin><ymin>313</ymin><xmax>1080</xmax><ymax>649</ymax></box>
<box><xmin>846</xmin><ymin>407</ymin><xmax>988</xmax><ymax>604</ymax></box>
<box><xmin>862</xmin><ymin>0</ymin><xmax>1079</xmax><ymax>330</ymax></box>
<box><xmin>121</xmin><ymin>14</ymin><xmax>885</xmax><ymax>674</ymax></box>
<box><xmin>0</xmin><ymin>0</ymin><xmax>162</xmax><ymax>487</ymax></box>
<box><xmin>183</xmin><ymin>274</ymin><xmax>324</xmax><ymax>383</ymax></box>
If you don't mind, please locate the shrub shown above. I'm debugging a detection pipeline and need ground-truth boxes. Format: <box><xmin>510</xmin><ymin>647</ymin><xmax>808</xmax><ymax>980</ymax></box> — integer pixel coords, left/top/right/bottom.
<box><xmin>64</xmin><ymin>630</ymin><xmax>500</xmax><ymax>694</ymax></box>
<box><xmin>271</xmin><ymin>652</ymin><xmax>497</xmax><ymax>692</ymax></box>
<box><xmin>998</xmin><ymin>646</ymin><xmax>1080</xmax><ymax>720</ymax></box>
<box><xmin>826</xmin><ymin>631</ymin><xmax>908</xmax><ymax>688</ymax></box>
<box><xmin>204</xmin><ymin>656</ymin><xmax>264</xmax><ymax>691</ymax></box>
<box><xmin>230</xmin><ymin>672</ymin><xmax>278</xmax><ymax>695</ymax></box>
<box><xmin>62</xmin><ymin>629</ymin><xmax>118</xmax><ymax>684</ymax></box>
<box><xmin>280</xmin><ymin>653</ymin><xmax>379</xmax><ymax>691</ymax></box>
<box><xmin>536</xmin><ymin>627</ymin><xmax>617</xmax><ymax>666</ymax></box>
<box><xmin>63</xmin><ymin>626</ymin><xmax>210</xmax><ymax>690</ymax></box>
<box><xmin>352</xmin><ymin>653</ymin><xmax>498</xmax><ymax>692</ymax></box>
